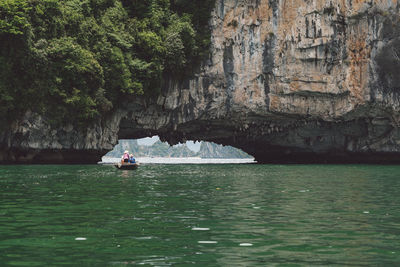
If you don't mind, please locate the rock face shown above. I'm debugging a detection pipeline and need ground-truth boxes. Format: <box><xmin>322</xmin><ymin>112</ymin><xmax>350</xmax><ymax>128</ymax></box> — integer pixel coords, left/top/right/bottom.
<box><xmin>1</xmin><ymin>0</ymin><xmax>400</xmax><ymax>163</ymax></box>
<box><xmin>196</xmin><ymin>142</ymin><xmax>252</xmax><ymax>159</ymax></box>
<box><xmin>104</xmin><ymin>139</ymin><xmax>251</xmax><ymax>158</ymax></box>
<box><xmin>105</xmin><ymin>140</ymin><xmax>197</xmax><ymax>158</ymax></box>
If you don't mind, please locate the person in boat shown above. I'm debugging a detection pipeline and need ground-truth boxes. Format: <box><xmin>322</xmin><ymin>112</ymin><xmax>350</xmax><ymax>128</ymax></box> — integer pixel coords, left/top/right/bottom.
<box><xmin>121</xmin><ymin>150</ymin><xmax>130</xmax><ymax>163</ymax></box>
<box><xmin>129</xmin><ymin>154</ymin><xmax>136</xmax><ymax>164</ymax></box>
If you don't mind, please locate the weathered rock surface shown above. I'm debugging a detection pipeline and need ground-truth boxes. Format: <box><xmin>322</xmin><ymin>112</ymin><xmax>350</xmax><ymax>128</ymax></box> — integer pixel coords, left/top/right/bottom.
<box><xmin>1</xmin><ymin>0</ymin><xmax>400</xmax><ymax>163</ymax></box>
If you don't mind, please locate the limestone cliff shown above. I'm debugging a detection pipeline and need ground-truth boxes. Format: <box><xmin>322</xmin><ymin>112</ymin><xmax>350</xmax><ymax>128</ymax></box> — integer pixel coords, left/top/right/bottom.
<box><xmin>104</xmin><ymin>140</ymin><xmax>251</xmax><ymax>158</ymax></box>
<box><xmin>196</xmin><ymin>142</ymin><xmax>253</xmax><ymax>159</ymax></box>
<box><xmin>1</xmin><ymin>0</ymin><xmax>400</xmax><ymax>163</ymax></box>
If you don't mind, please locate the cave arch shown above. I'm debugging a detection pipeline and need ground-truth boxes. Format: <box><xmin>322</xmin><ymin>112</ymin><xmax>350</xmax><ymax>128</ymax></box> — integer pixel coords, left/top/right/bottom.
<box><xmin>102</xmin><ymin>135</ymin><xmax>253</xmax><ymax>161</ymax></box>
<box><xmin>113</xmin><ymin>105</ymin><xmax>400</xmax><ymax>164</ymax></box>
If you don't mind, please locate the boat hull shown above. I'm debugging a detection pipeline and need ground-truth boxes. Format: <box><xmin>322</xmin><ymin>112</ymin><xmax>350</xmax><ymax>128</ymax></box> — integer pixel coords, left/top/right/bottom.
<box><xmin>114</xmin><ymin>163</ymin><xmax>139</xmax><ymax>170</ymax></box>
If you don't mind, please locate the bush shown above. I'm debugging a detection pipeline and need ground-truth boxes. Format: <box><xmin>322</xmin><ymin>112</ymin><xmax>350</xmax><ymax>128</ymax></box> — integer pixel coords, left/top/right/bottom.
<box><xmin>0</xmin><ymin>0</ymin><xmax>215</xmax><ymax>126</ymax></box>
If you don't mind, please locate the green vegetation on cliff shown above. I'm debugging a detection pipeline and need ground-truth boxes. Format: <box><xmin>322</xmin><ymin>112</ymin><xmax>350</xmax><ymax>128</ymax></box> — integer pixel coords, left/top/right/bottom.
<box><xmin>0</xmin><ymin>0</ymin><xmax>214</xmax><ymax>126</ymax></box>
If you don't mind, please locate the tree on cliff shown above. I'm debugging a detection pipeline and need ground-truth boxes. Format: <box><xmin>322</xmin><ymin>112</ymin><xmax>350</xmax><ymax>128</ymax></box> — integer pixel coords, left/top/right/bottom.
<box><xmin>0</xmin><ymin>0</ymin><xmax>215</xmax><ymax>127</ymax></box>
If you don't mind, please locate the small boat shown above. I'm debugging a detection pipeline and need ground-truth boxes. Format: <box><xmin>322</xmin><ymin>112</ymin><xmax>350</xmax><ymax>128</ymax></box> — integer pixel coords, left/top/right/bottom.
<box><xmin>114</xmin><ymin>163</ymin><xmax>139</xmax><ymax>170</ymax></box>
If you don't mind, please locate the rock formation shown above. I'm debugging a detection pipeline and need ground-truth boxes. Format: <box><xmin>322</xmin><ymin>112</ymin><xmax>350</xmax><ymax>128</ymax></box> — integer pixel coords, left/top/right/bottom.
<box><xmin>104</xmin><ymin>139</ymin><xmax>252</xmax><ymax>159</ymax></box>
<box><xmin>105</xmin><ymin>140</ymin><xmax>197</xmax><ymax>158</ymax></box>
<box><xmin>196</xmin><ymin>142</ymin><xmax>252</xmax><ymax>159</ymax></box>
<box><xmin>1</xmin><ymin>0</ymin><xmax>400</xmax><ymax>163</ymax></box>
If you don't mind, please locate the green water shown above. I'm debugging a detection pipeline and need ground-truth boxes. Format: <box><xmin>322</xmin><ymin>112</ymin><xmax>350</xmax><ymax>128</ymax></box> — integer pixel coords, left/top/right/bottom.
<box><xmin>1</xmin><ymin>164</ymin><xmax>400</xmax><ymax>266</ymax></box>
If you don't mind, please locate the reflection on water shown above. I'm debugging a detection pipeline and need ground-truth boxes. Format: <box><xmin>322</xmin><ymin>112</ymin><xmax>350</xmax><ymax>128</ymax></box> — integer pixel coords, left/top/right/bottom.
<box><xmin>0</xmin><ymin>164</ymin><xmax>400</xmax><ymax>265</ymax></box>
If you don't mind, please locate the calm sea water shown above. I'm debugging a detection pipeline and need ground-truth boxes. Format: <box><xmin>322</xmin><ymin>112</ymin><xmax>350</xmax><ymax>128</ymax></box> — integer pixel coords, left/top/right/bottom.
<box><xmin>1</xmin><ymin>164</ymin><xmax>400</xmax><ymax>266</ymax></box>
